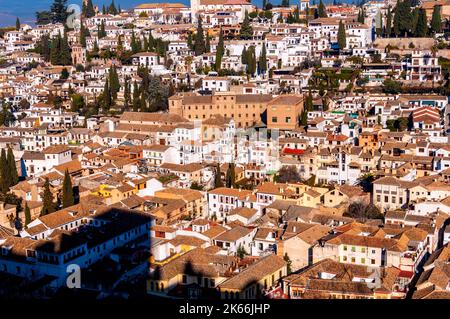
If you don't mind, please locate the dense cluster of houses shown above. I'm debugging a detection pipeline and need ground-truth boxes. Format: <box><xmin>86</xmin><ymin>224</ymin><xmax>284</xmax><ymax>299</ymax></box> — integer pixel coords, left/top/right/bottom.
<box><xmin>0</xmin><ymin>0</ymin><xmax>450</xmax><ymax>299</ymax></box>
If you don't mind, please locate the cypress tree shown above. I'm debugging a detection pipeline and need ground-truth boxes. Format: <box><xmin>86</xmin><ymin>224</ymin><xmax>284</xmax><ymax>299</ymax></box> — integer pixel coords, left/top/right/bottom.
<box><xmin>124</xmin><ymin>76</ymin><xmax>131</xmax><ymax>109</ymax></box>
<box><xmin>205</xmin><ymin>34</ymin><xmax>211</xmax><ymax>53</ymax></box>
<box><xmin>225</xmin><ymin>163</ymin><xmax>236</xmax><ymax>188</ymax></box>
<box><xmin>61</xmin><ymin>170</ymin><xmax>74</xmax><ymax>208</ymax></box>
<box><xmin>7</xmin><ymin>147</ymin><xmax>19</xmax><ymax>187</ymax></box>
<box><xmin>318</xmin><ymin>0</ymin><xmax>327</xmax><ymax>18</ymax></box>
<box><xmin>80</xmin><ymin>23</ymin><xmax>90</xmax><ymax>48</ymax></box>
<box><xmin>337</xmin><ymin>20</ymin><xmax>346</xmax><ymax>50</ymax></box>
<box><xmin>240</xmin><ymin>10</ymin><xmax>253</xmax><ymax>39</ymax></box>
<box><xmin>50</xmin><ymin>32</ymin><xmax>62</xmax><ymax>65</ymax></box>
<box><xmin>215</xmin><ymin>163</ymin><xmax>223</xmax><ymax>188</ymax></box>
<box><xmin>306</xmin><ymin>90</ymin><xmax>313</xmax><ymax>111</ymax></box>
<box><xmin>247</xmin><ymin>46</ymin><xmax>256</xmax><ymax>75</ymax></box>
<box><xmin>416</xmin><ymin>9</ymin><xmax>428</xmax><ymax>37</ymax></box>
<box><xmin>376</xmin><ymin>12</ymin><xmax>383</xmax><ymax>37</ymax></box>
<box><xmin>259</xmin><ymin>44</ymin><xmax>267</xmax><ymax>74</ymax></box>
<box><xmin>131</xmin><ymin>31</ymin><xmax>141</xmax><ymax>54</ymax></box>
<box><xmin>411</xmin><ymin>7</ymin><xmax>419</xmax><ymax>35</ymax></box>
<box><xmin>99</xmin><ymin>20</ymin><xmax>107</xmax><ymax>39</ymax></box>
<box><xmin>300</xmin><ymin>110</ymin><xmax>308</xmax><ymax>126</ymax></box>
<box><xmin>0</xmin><ymin>149</ymin><xmax>9</xmax><ymax>193</ymax></box>
<box><xmin>41</xmin><ymin>178</ymin><xmax>56</xmax><ymax>216</ymax></box>
<box><xmin>358</xmin><ymin>9</ymin><xmax>364</xmax><ymax>23</ymax></box>
<box><xmin>132</xmin><ymin>81</ymin><xmax>140</xmax><ymax>111</ymax></box>
<box><xmin>102</xmin><ymin>79</ymin><xmax>112</xmax><ymax>111</ymax></box>
<box><xmin>60</xmin><ymin>30</ymin><xmax>72</xmax><ymax>65</ymax></box>
<box><xmin>16</xmin><ymin>17</ymin><xmax>21</xmax><ymax>31</ymax></box>
<box><xmin>83</xmin><ymin>0</ymin><xmax>96</xmax><ymax>18</ymax></box>
<box><xmin>187</xmin><ymin>33</ymin><xmax>193</xmax><ymax>50</ymax></box>
<box><xmin>109</xmin><ymin>66</ymin><xmax>120</xmax><ymax>100</ymax></box>
<box><xmin>148</xmin><ymin>33</ymin><xmax>155</xmax><ymax>51</ymax></box>
<box><xmin>386</xmin><ymin>6</ymin><xmax>392</xmax><ymax>37</ymax></box>
<box><xmin>431</xmin><ymin>5</ymin><xmax>442</xmax><ymax>33</ymax></box>
<box><xmin>215</xmin><ymin>28</ymin><xmax>225</xmax><ymax>71</ymax></box>
<box><xmin>194</xmin><ymin>15</ymin><xmax>206</xmax><ymax>56</ymax></box>
<box><xmin>24</xmin><ymin>202</ymin><xmax>31</xmax><ymax>226</ymax></box>
<box><xmin>393</xmin><ymin>0</ymin><xmax>412</xmax><ymax>37</ymax></box>
<box><xmin>108</xmin><ymin>0</ymin><xmax>118</xmax><ymax>15</ymax></box>
<box><xmin>241</xmin><ymin>46</ymin><xmax>248</xmax><ymax>65</ymax></box>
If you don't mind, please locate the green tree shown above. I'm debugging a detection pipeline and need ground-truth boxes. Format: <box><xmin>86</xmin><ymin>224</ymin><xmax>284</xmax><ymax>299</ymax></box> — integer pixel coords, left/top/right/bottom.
<box><xmin>36</xmin><ymin>11</ymin><xmax>52</xmax><ymax>25</ymax></box>
<box><xmin>35</xmin><ymin>34</ymin><xmax>51</xmax><ymax>61</ymax></box>
<box><xmin>259</xmin><ymin>44</ymin><xmax>267</xmax><ymax>74</ymax></box>
<box><xmin>41</xmin><ymin>178</ymin><xmax>56</xmax><ymax>216</ymax></box>
<box><xmin>240</xmin><ymin>10</ymin><xmax>253</xmax><ymax>39</ymax></box>
<box><xmin>60</xmin><ymin>67</ymin><xmax>69</xmax><ymax>79</ymax></box>
<box><xmin>194</xmin><ymin>15</ymin><xmax>206</xmax><ymax>56</ymax></box>
<box><xmin>0</xmin><ymin>103</ymin><xmax>15</xmax><ymax>127</ymax></box>
<box><xmin>50</xmin><ymin>0</ymin><xmax>69</xmax><ymax>23</ymax></box>
<box><xmin>71</xmin><ymin>94</ymin><xmax>85</xmax><ymax>112</ymax></box>
<box><xmin>132</xmin><ymin>81</ymin><xmax>140</xmax><ymax>111</ymax></box>
<box><xmin>318</xmin><ymin>0</ymin><xmax>327</xmax><ymax>18</ymax></box>
<box><xmin>415</xmin><ymin>8</ymin><xmax>428</xmax><ymax>37</ymax></box>
<box><xmin>205</xmin><ymin>34</ymin><xmax>211</xmax><ymax>53</ymax></box>
<box><xmin>124</xmin><ymin>76</ymin><xmax>131</xmax><ymax>109</ymax></box>
<box><xmin>0</xmin><ymin>149</ymin><xmax>9</xmax><ymax>193</ymax></box>
<box><xmin>102</xmin><ymin>78</ymin><xmax>112</xmax><ymax>111</ymax></box>
<box><xmin>82</xmin><ymin>0</ymin><xmax>96</xmax><ymax>18</ymax></box>
<box><xmin>24</xmin><ymin>202</ymin><xmax>31</xmax><ymax>226</ymax></box>
<box><xmin>108</xmin><ymin>0</ymin><xmax>118</xmax><ymax>15</ymax></box>
<box><xmin>300</xmin><ymin>109</ymin><xmax>308</xmax><ymax>126</ymax></box>
<box><xmin>237</xmin><ymin>244</ymin><xmax>247</xmax><ymax>259</ymax></box>
<box><xmin>187</xmin><ymin>33</ymin><xmax>193</xmax><ymax>50</ymax></box>
<box><xmin>15</xmin><ymin>17</ymin><xmax>21</xmax><ymax>31</ymax></box>
<box><xmin>80</xmin><ymin>22</ymin><xmax>90</xmax><ymax>47</ymax></box>
<box><xmin>241</xmin><ymin>47</ymin><xmax>248</xmax><ymax>65</ymax></box>
<box><xmin>98</xmin><ymin>20</ymin><xmax>107</xmax><ymax>39</ymax></box>
<box><xmin>109</xmin><ymin>66</ymin><xmax>120</xmax><ymax>100</ymax></box>
<box><xmin>215</xmin><ymin>28</ymin><xmax>225</xmax><ymax>71</ymax></box>
<box><xmin>431</xmin><ymin>5</ymin><xmax>442</xmax><ymax>33</ymax></box>
<box><xmin>7</xmin><ymin>147</ymin><xmax>19</xmax><ymax>187</ymax></box>
<box><xmin>226</xmin><ymin>163</ymin><xmax>236</xmax><ymax>188</ymax></box>
<box><xmin>246</xmin><ymin>46</ymin><xmax>257</xmax><ymax>75</ymax></box>
<box><xmin>386</xmin><ymin>6</ymin><xmax>393</xmax><ymax>37</ymax></box>
<box><xmin>284</xmin><ymin>253</ymin><xmax>292</xmax><ymax>274</ymax></box>
<box><xmin>215</xmin><ymin>163</ymin><xmax>223</xmax><ymax>188</ymax></box>
<box><xmin>357</xmin><ymin>8</ymin><xmax>365</xmax><ymax>24</ymax></box>
<box><xmin>376</xmin><ymin>12</ymin><xmax>383</xmax><ymax>37</ymax></box>
<box><xmin>393</xmin><ymin>0</ymin><xmax>412</xmax><ymax>37</ymax></box>
<box><xmin>337</xmin><ymin>20</ymin><xmax>346</xmax><ymax>50</ymax></box>
<box><xmin>61</xmin><ymin>170</ymin><xmax>74</xmax><ymax>208</ymax></box>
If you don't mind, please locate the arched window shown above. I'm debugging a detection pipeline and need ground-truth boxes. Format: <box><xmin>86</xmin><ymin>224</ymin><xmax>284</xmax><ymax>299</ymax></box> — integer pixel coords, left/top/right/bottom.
<box><xmin>160</xmin><ymin>283</ymin><xmax>164</xmax><ymax>291</ymax></box>
<box><xmin>150</xmin><ymin>281</ymin><xmax>154</xmax><ymax>291</ymax></box>
<box><xmin>224</xmin><ymin>291</ymin><xmax>229</xmax><ymax>299</ymax></box>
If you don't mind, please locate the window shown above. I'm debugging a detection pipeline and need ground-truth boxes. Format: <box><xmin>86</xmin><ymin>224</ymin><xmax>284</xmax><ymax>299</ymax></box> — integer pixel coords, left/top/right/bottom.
<box><xmin>351</xmin><ymin>257</ymin><xmax>356</xmax><ymax>263</ymax></box>
<box><xmin>343</xmin><ymin>245</ymin><xmax>347</xmax><ymax>251</ymax></box>
<box><xmin>351</xmin><ymin>246</ymin><xmax>356</xmax><ymax>252</ymax></box>
<box><xmin>272</xmin><ymin>117</ymin><xmax>278</xmax><ymax>123</ymax></box>
<box><xmin>361</xmin><ymin>258</ymin><xmax>365</xmax><ymax>264</ymax></box>
<box><xmin>182</xmin><ymin>275</ymin><xmax>187</xmax><ymax>284</ymax></box>
<box><xmin>361</xmin><ymin>247</ymin><xmax>366</xmax><ymax>253</ymax></box>
<box><xmin>285</xmin><ymin>117</ymin><xmax>291</xmax><ymax>123</ymax></box>
<box><xmin>371</xmin><ymin>259</ymin><xmax>376</xmax><ymax>265</ymax></box>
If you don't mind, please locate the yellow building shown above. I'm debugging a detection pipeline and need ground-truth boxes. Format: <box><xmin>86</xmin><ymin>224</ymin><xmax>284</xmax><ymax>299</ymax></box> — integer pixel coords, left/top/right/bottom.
<box><xmin>218</xmin><ymin>254</ymin><xmax>287</xmax><ymax>299</ymax></box>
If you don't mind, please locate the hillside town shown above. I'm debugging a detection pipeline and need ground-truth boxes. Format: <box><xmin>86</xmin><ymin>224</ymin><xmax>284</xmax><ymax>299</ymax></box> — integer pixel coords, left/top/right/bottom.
<box><xmin>1</xmin><ymin>0</ymin><xmax>450</xmax><ymax>300</ymax></box>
